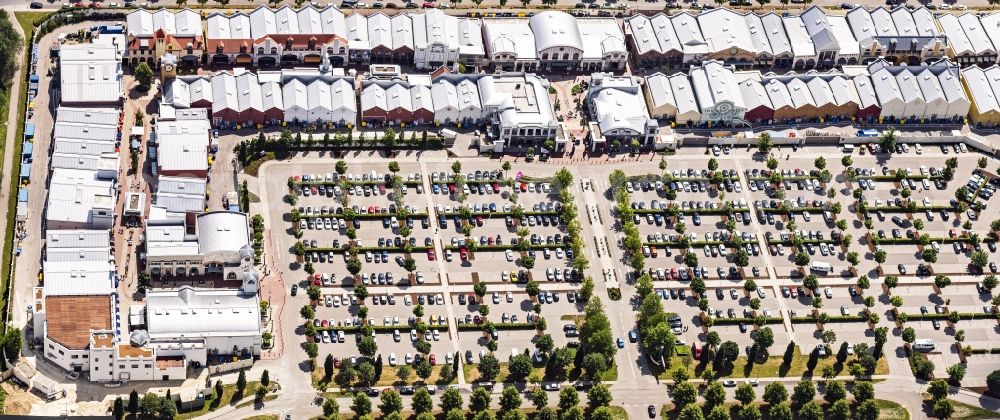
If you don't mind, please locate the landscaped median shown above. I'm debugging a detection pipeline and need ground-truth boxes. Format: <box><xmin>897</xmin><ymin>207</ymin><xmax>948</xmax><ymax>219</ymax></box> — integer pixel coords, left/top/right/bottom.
<box><xmin>316</xmin><ymin>324</ymin><xmax>450</xmax><ymax>333</ymax></box>
<box><xmin>866</xmin><ymin>205</ymin><xmax>955</xmax><ymax>213</ymax></box>
<box><xmin>657</xmin><ymin>345</ymin><xmax>890</xmax><ymax>380</ymax></box>
<box><xmin>709</xmin><ymin>317</ymin><xmax>784</xmax><ymax>326</ymax></box>
<box><xmin>442</xmin><ymin>243</ymin><xmax>569</xmax><ymax>252</ymax></box>
<box><xmin>291</xmin><ymin>179</ymin><xmax>423</xmax><ymax>187</ymax></box>
<box><xmin>437</xmin><ymin>210</ymin><xmax>559</xmax><ymax>218</ymax></box>
<box><xmin>457</xmin><ymin>322</ymin><xmax>535</xmax><ymax>331</ymax></box>
<box><xmin>304</xmin><ymin>245</ymin><xmax>433</xmax><ymax>253</ymax></box>
<box><xmin>299</xmin><ymin>212</ymin><xmax>430</xmax><ymax>221</ymax></box>
<box><xmin>789</xmin><ymin>315</ymin><xmax>867</xmax><ymax>324</ymax></box>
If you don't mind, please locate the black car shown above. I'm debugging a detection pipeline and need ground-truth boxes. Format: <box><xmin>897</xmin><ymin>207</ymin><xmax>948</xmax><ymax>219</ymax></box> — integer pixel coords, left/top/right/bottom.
<box><xmin>365</xmin><ymin>388</ymin><xmax>380</xmax><ymax>397</ymax></box>
<box><xmin>30</xmin><ymin>2</ymin><xmax>43</xmax><ymax>8</ymax></box>
<box><xmin>400</xmin><ymin>386</ymin><xmax>415</xmax><ymax>395</ymax></box>
<box><xmin>648</xmin><ymin>405</ymin><xmax>657</xmax><ymax>418</ymax></box>
<box><xmin>290</xmin><ymin>285</ymin><xmax>298</xmax><ymax>296</ymax></box>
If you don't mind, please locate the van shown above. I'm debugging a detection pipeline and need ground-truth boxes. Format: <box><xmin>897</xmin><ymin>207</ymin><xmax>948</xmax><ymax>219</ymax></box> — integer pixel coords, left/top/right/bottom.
<box><xmin>856</xmin><ymin>129</ymin><xmax>879</xmax><ymax>138</ymax></box>
<box><xmin>842</xmin><ymin>144</ymin><xmax>855</xmax><ymax>153</ymax></box>
<box><xmin>810</xmin><ymin>261</ymin><xmax>833</xmax><ymax>274</ymax></box>
<box><xmin>913</xmin><ymin>339</ymin><xmax>935</xmax><ymax>352</ymax></box>
<box><xmin>823</xmin><ymin>211</ymin><xmax>833</xmax><ymax>223</ymax></box>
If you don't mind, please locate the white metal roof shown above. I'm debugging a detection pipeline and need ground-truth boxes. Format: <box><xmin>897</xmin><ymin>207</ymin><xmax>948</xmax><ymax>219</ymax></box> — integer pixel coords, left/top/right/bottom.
<box><xmin>127</xmin><ymin>8</ymin><xmax>201</xmax><ymax>38</ymax></box>
<box><xmin>827</xmin><ymin>75</ymin><xmax>862</xmax><ymax>106</ymax></box>
<box><xmin>671</xmin><ymin>13</ymin><xmax>708</xmax><ymax>55</ymax></box>
<box><xmin>145</xmin><ymin>286</ymin><xmax>261</xmax><ymax>338</ymax></box>
<box><xmin>157</xmin><ymin>118</ymin><xmax>211</xmax><ymax>173</ymax></box>
<box><xmin>698</xmin><ymin>8</ymin><xmax>756</xmax><ymax>54</ymax></box>
<box><xmin>853</xmin><ymin>74</ymin><xmax>880</xmax><ymax>109</ymax></box>
<box><xmin>530</xmin><ymin>12</ymin><xmax>583</xmax><ymax>52</ymax></box>
<box><xmin>361</xmin><ymin>83</ymin><xmax>387</xmax><ymax>112</ymax></box>
<box><xmin>413</xmin><ymin>9</ymin><xmax>459</xmax><ymax>50</ymax></box>
<box><xmin>759</xmin><ymin>13</ymin><xmax>789</xmax><ymax>56</ymax></box>
<box><xmin>577</xmin><ymin>18</ymin><xmax>627</xmax><ymax>60</ymax></box>
<box><xmin>963</xmin><ymin>65</ymin><xmax>1000</xmax><ymax>115</ymax></box>
<box><xmin>739</xmin><ymin>78</ymin><xmax>772</xmax><ymax>111</ymax></box>
<box><xmin>391</xmin><ymin>14</ymin><xmax>415</xmax><ymax>51</ymax></box>
<box><xmin>939</xmin><ymin>13</ymin><xmax>997</xmax><ymax>56</ymax></box>
<box><xmin>456</xmin><ymin>18</ymin><xmax>484</xmax><ymax>56</ymax></box>
<box><xmin>800</xmin><ymin>6</ymin><xmax>838</xmax><ymax>53</ymax></box>
<box><xmin>196</xmin><ymin>212</ymin><xmax>250</xmax><ymax>256</ymax></box>
<box><xmin>782</xmin><ymin>16</ymin><xmax>816</xmax><ymax>58</ymax></box>
<box><xmin>690</xmin><ymin>60</ymin><xmax>745</xmax><ymax>111</ymax></box>
<box><xmin>207</xmin><ymin>12</ymin><xmax>251</xmax><ymax>40</ymax></box>
<box><xmin>47</xmin><ymin>229</ymin><xmax>111</xmax><ymax>249</ymax></box>
<box><xmin>645</xmin><ymin>72</ymin><xmax>676</xmax><ymax>111</ymax></box>
<box><xmin>763</xmin><ymin>78</ymin><xmax>793</xmax><ymax>110</ymax></box>
<box><xmin>745</xmin><ymin>13</ymin><xmax>774</xmax><ymax>56</ymax></box>
<box><xmin>56</xmin><ymin>107</ymin><xmax>119</xmax><ymax>126</ymax></box>
<box><xmin>42</xmin><ymin>261</ymin><xmax>115</xmax><ymax>296</ymax></box>
<box><xmin>589</xmin><ymin>74</ymin><xmax>654</xmax><ymax>135</ymax></box>
<box><xmin>46</xmin><ymin>169</ymin><xmax>115</xmax><ymax>225</ymax></box>
<box><xmin>827</xmin><ymin>16</ymin><xmax>860</xmax><ymax>56</ymax></box>
<box><xmin>59</xmin><ymin>44</ymin><xmax>122</xmax><ymax>104</ymax></box>
<box><xmin>627</xmin><ymin>14</ymin><xmax>678</xmax><ymax>55</ymax></box>
<box><xmin>483</xmin><ymin>20</ymin><xmax>536</xmax><ymax>59</ymax></box>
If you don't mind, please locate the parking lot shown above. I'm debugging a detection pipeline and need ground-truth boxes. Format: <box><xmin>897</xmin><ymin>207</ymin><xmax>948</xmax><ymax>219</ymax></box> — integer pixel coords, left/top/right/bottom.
<box><xmin>249</xmin><ymin>139</ymin><xmax>1000</xmax><ymax>389</ymax></box>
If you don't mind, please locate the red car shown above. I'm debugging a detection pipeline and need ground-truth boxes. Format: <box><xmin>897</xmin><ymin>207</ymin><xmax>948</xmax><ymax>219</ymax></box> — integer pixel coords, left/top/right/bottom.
<box><xmin>321</xmin><ymin>320</ymin><xmax>329</xmax><ymax>327</ymax></box>
<box><xmin>492</xmin><ymin>183</ymin><xmax>500</xmax><ymax>193</ymax></box>
<box><xmin>476</xmin><ymin>216</ymin><xmax>483</xmax><ymax>226</ymax></box>
<box><xmin>88</xmin><ymin>2</ymin><xmax>100</xmax><ymax>7</ymax></box>
<box><xmin>448</xmin><ymin>184</ymin><xmax>456</xmax><ymax>193</ymax></box>
<box><xmin>519</xmin><ymin>182</ymin><xmax>527</xmax><ymax>192</ymax></box>
<box><xmin>460</xmin><ymin>248</ymin><xmax>468</xmax><ymax>261</ymax></box>
<box><xmin>427</xmin><ymin>249</ymin><xmax>436</xmax><ymax>260</ymax></box>
<box><xmin>313</xmin><ymin>274</ymin><xmax>322</xmax><ymax>286</ymax></box>
<box><xmin>429</xmin><ymin>354</ymin><xmax>436</xmax><ymax>365</ymax></box>
<box><xmin>334</xmin><ymin>358</ymin><xmax>341</xmax><ymax>368</ymax></box>
<box><xmin>422</xmin><ymin>2</ymin><xmax>434</xmax><ymax>7</ymax></box>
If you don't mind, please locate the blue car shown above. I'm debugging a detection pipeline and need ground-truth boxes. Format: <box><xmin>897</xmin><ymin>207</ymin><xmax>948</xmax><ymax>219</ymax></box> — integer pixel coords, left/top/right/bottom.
<box><xmin>616</xmin><ymin>338</ymin><xmax>625</xmax><ymax>348</ymax></box>
<box><xmin>628</xmin><ymin>330</ymin><xmax>638</xmax><ymax>343</ymax></box>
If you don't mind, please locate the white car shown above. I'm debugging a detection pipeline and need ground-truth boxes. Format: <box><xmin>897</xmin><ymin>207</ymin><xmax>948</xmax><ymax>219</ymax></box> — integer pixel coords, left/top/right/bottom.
<box><xmin>505</xmin><ymin>249</ymin><xmax>515</xmax><ymax>262</ymax></box>
<box><xmin>389</xmin><ymin>353</ymin><xmax>398</xmax><ymax>366</ymax></box>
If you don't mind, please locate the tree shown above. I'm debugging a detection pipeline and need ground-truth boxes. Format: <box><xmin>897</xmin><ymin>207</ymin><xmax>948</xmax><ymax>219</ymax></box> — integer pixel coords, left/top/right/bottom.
<box><xmin>879</xmin><ymin>128</ymin><xmax>898</xmax><ymax>152</ymax></box>
<box><xmin>753</xmin><ymin>326</ymin><xmax>775</xmax><ymax>351</ymax></box>
<box><xmin>236</xmin><ymin>369</ymin><xmax>248</xmax><ymax>394</ymax></box>
<box><xmin>933</xmin><ymin>399</ymin><xmax>954</xmax><ymax>419</ymax></box>
<box><xmin>440</xmin><ymin>387</ymin><xmax>463</xmax><ymax>412</ymax></box>
<box><xmin>830</xmin><ymin>400</ymin><xmax>854</xmax><ymax>420</ymax></box>
<box><xmin>935</xmin><ymin>275</ymin><xmax>952</xmax><ymax>290</ymax></box>
<box><xmin>357</xmin><ymin>362</ymin><xmax>376</xmax><ymax>387</ymax></box>
<box><xmin>972</xmin><ymin>250</ymin><xmax>989</xmax><ymax>268</ymax></box>
<box><xmin>947</xmin><ymin>364</ymin><xmax>967</xmax><ymax>384</ymax></box>
<box><xmin>336</xmin><ymin>161</ymin><xmax>348</xmax><ymax>174</ymax></box>
<box><xmin>740</xmin><ymin>404</ymin><xmax>762</xmax><ymax>420</ymax></box>
<box><xmin>498</xmin><ymin>385</ymin><xmax>523</xmax><ymax>413</ymax></box>
<box><xmin>470</xmin><ymin>387</ymin><xmax>492</xmax><ymax>412</ymax></box>
<box><xmin>128</xmin><ymin>390</ymin><xmax>140</xmax><ymax>415</ymax></box>
<box><xmin>530</xmin><ymin>387</ymin><xmax>548</xmax><ymax>410</ymax></box>
<box><xmin>508</xmin><ymin>354</ymin><xmax>532</xmax><ymax>379</ymax></box>
<box><xmin>672</xmin><ymin>381</ymin><xmax>699</xmax><ymax>408</ymax></box>
<box><xmin>704</xmin><ymin>381</ymin><xmax>727</xmax><ymax>410</ymax></box>
<box><xmin>678</xmin><ymin>403</ymin><xmax>706</xmax><ymax>420</ymax></box>
<box><xmin>134</xmin><ymin>61</ymin><xmax>154</xmax><ymax>91</ymax></box>
<box><xmin>586</xmin><ymin>384</ymin><xmax>612</xmax><ymax>410</ymax></box>
<box><xmin>823</xmin><ymin>380</ymin><xmax>847</xmax><ymax>403</ymax></box>
<box><xmin>323</xmin><ymin>398</ymin><xmax>340</xmax><ymax>419</ymax></box>
<box><xmin>112</xmin><ymin>396</ymin><xmax>125</xmax><ymax>420</ymax></box>
<box><xmin>791</xmin><ymin>381</ymin><xmax>815</xmax><ymax>408</ymax></box>
<box><xmin>351</xmin><ymin>393</ymin><xmax>372</xmax><ymax>417</ymax></box>
<box><xmin>735</xmin><ymin>383</ymin><xmax>756</xmax><ymax>406</ymax></box>
<box><xmin>795</xmin><ymin>252</ymin><xmax>811</xmax><ymax>266</ymax></box>
<box><xmin>558</xmin><ymin>387</ymin><xmax>580</xmax><ymax>412</ymax></box>
<box><xmin>769</xmin><ymin>402</ymin><xmax>793</xmax><ymax>420</ymax></box>
<box><xmin>478</xmin><ymin>355</ymin><xmax>500</xmax><ymax>381</ymax></box>
<box><xmin>757</xmin><ymin>133</ymin><xmax>773</xmax><ymax>154</ymax></box>
<box><xmin>379</xmin><ymin>389</ymin><xmax>403</xmax><ymax>415</ymax></box>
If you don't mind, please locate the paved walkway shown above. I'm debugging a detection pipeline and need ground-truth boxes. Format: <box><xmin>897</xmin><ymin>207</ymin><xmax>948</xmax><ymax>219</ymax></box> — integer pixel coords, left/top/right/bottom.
<box><xmin>259</xmin><ymin>230</ymin><xmax>288</xmax><ymax>360</ymax></box>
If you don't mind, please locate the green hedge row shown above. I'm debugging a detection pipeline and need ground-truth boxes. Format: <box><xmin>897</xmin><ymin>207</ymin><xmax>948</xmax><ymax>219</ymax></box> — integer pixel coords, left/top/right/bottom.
<box><xmin>293</xmin><ymin>180</ymin><xmax>422</xmax><ymax>187</ymax></box>
<box><xmin>709</xmin><ymin>317</ymin><xmax>784</xmax><ymax>325</ymax></box>
<box><xmin>301</xmin><ymin>213</ymin><xmax>430</xmax><ymax>220</ymax></box>
<box><xmin>305</xmin><ymin>245</ymin><xmax>433</xmax><ymax>253</ymax></box>
<box><xmin>790</xmin><ymin>315</ymin><xmax>866</xmax><ymax>324</ymax></box>
<box><xmin>316</xmin><ymin>324</ymin><xmax>449</xmax><ymax>333</ymax></box>
<box><xmin>457</xmin><ymin>322</ymin><xmax>536</xmax><ymax>331</ymax></box>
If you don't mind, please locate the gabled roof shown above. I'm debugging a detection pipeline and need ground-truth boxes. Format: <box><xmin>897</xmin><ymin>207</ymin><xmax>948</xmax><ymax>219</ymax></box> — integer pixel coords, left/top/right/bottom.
<box><xmin>800</xmin><ymin>6</ymin><xmax>839</xmax><ymax>52</ymax></box>
<box><xmin>962</xmin><ymin>65</ymin><xmax>1000</xmax><ymax>114</ymax></box>
<box><xmin>739</xmin><ymin>78</ymin><xmax>773</xmax><ymax>111</ymax></box>
<box><xmin>744</xmin><ymin>13</ymin><xmax>774</xmax><ymax>56</ymax></box>
<box><xmin>697</xmin><ymin>8</ymin><xmax>756</xmax><ymax>54</ymax></box>
<box><xmin>127</xmin><ymin>8</ymin><xmax>201</xmax><ymax>38</ymax></box>
<box><xmin>938</xmin><ymin>13</ymin><xmax>997</xmax><ymax>56</ymax></box>
<box><xmin>577</xmin><ymin>18</ymin><xmax>627</xmax><ymax>59</ymax></box>
<box><xmin>759</xmin><ymin>13</ymin><xmax>790</xmax><ymax>56</ymax></box>
<box><xmin>782</xmin><ymin>16</ymin><xmax>816</xmax><ymax>58</ymax></box>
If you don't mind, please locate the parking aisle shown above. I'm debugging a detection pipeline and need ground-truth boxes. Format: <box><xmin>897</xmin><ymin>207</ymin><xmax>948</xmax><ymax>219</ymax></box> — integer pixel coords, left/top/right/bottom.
<box><xmin>731</xmin><ymin>156</ymin><xmax>798</xmax><ymax>343</ymax></box>
<box><xmin>420</xmin><ymin>160</ymin><xmax>466</xmax><ymax>386</ymax></box>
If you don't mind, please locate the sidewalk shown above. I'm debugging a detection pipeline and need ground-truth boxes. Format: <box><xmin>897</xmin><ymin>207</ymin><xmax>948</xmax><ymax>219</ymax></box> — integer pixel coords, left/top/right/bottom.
<box><xmin>259</xmin><ymin>230</ymin><xmax>287</xmax><ymax>360</ymax></box>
